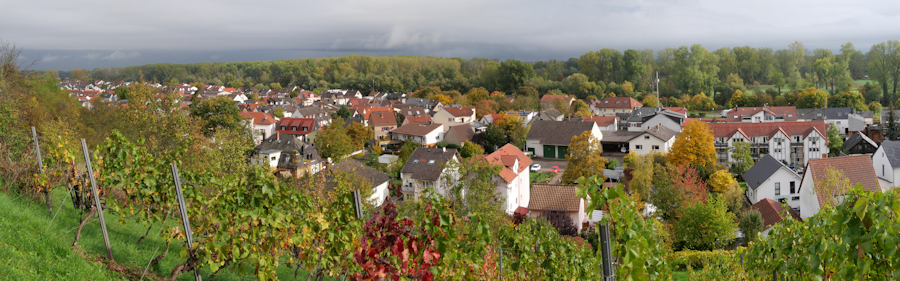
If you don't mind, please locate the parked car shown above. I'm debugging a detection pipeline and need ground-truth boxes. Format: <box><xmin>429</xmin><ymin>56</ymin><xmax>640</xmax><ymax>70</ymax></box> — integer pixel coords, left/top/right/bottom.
<box><xmin>530</xmin><ymin>164</ymin><xmax>541</xmax><ymax>172</ymax></box>
<box><xmin>550</xmin><ymin>166</ymin><xmax>559</xmax><ymax>173</ymax></box>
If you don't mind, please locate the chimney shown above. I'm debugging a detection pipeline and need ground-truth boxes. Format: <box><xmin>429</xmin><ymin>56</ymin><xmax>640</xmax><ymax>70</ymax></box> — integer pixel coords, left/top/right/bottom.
<box><xmin>655</xmin><ymin>125</ymin><xmax>659</xmax><ymax>132</ymax></box>
<box><xmin>276</xmin><ymin>132</ymin><xmax>280</xmax><ymax>140</ymax></box>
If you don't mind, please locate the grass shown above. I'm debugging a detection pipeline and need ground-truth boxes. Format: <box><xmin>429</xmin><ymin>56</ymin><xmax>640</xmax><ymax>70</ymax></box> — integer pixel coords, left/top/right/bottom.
<box><xmin>672</xmin><ymin>270</ymin><xmax>690</xmax><ymax>280</ymax></box>
<box><xmin>0</xmin><ymin>188</ymin><xmax>330</xmax><ymax>280</ymax></box>
<box><xmin>530</xmin><ymin>171</ymin><xmax>553</xmax><ymax>183</ymax></box>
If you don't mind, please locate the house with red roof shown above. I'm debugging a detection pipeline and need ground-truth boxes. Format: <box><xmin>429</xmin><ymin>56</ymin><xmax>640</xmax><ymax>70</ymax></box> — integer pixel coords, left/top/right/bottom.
<box><xmin>482</xmin><ymin>144</ymin><xmax>533</xmax><ymax>215</ymax></box>
<box><xmin>798</xmin><ymin>155</ymin><xmax>880</xmax><ymax>219</ymax></box>
<box><xmin>582</xmin><ymin>116</ymin><xmax>618</xmax><ymax>131</ymax></box>
<box><xmin>748</xmin><ymin>198</ymin><xmax>802</xmax><ymax>237</ymax></box>
<box><xmin>369</xmin><ymin>110</ymin><xmax>397</xmax><ymax>145</ymax></box>
<box><xmin>241</xmin><ymin>112</ymin><xmax>278</xmax><ymax>144</ymax></box>
<box><xmin>432</xmin><ymin>106</ymin><xmax>476</xmax><ymax>132</ymax></box>
<box><xmin>723</xmin><ymin>106</ymin><xmax>799</xmax><ymax>123</ymax></box>
<box><xmin>276</xmin><ymin>117</ymin><xmax>318</xmax><ymax>143</ymax></box>
<box><xmin>707</xmin><ymin>121</ymin><xmax>828</xmax><ymax>168</ymax></box>
<box><xmin>591</xmin><ymin>97</ymin><xmax>642</xmax><ymax>117</ymax></box>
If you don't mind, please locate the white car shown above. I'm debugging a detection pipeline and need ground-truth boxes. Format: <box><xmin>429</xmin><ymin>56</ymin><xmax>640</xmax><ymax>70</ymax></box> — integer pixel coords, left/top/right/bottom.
<box><xmin>530</xmin><ymin>164</ymin><xmax>541</xmax><ymax>172</ymax></box>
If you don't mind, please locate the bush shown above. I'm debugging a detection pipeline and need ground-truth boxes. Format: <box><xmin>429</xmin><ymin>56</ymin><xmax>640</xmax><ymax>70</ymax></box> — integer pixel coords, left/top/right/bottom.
<box><xmin>666</xmin><ymin>249</ymin><xmax>737</xmax><ymax>270</ymax></box>
<box><xmin>687</xmin><ymin>250</ymin><xmax>746</xmax><ymax>280</ymax></box>
<box><xmin>607</xmin><ymin>158</ymin><xmax>620</xmax><ymax>169</ymax></box>
<box><xmin>544</xmin><ymin>212</ymin><xmax>578</xmax><ymax>236</ymax></box>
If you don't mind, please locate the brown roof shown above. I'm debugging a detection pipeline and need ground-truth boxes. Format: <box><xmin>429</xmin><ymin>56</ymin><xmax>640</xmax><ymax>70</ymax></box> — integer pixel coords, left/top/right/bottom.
<box><xmin>802</xmin><ymin>155</ymin><xmax>880</xmax><ymax>207</ymax></box>
<box><xmin>443</xmin><ymin>106</ymin><xmax>475</xmax><ymax>117</ymax></box>
<box><xmin>749</xmin><ymin>198</ymin><xmax>802</xmax><ymax>229</ymax></box>
<box><xmin>725</xmin><ymin>106</ymin><xmax>798</xmax><ymax>122</ymax></box>
<box><xmin>483</xmin><ymin>144</ymin><xmax>533</xmax><ymax>183</ymax></box>
<box><xmin>447</xmin><ymin>124</ymin><xmax>475</xmax><ymax>143</ymax></box>
<box><xmin>369</xmin><ymin>110</ymin><xmax>396</xmax><ymax>126</ymax></box>
<box><xmin>405</xmin><ymin>115</ymin><xmax>433</xmax><ymax>124</ymax></box>
<box><xmin>707</xmin><ymin>121</ymin><xmax>827</xmax><ymax>140</ymax></box>
<box><xmin>583</xmin><ymin>116</ymin><xmax>618</xmax><ymax>126</ymax></box>
<box><xmin>326</xmin><ymin>159</ymin><xmax>390</xmax><ymax>187</ymax></box>
<box><xmin>527</xmin><ymin>120</ymin><xmax>596</xmax><ymax>145</ymax></box>
<box><xmin>529</xmin><ymin>184</ymin><xmax>581</xmax><ymax>212</ymax></box>
<box><xmin>595</xmin><ymin>97</ymin><xmax>642</xmax><ymax>109</ymax></box>
<box><xmin>390</xmin><ymin>123</ymin><xmax>443</xmax><ymax>136</ymax></box>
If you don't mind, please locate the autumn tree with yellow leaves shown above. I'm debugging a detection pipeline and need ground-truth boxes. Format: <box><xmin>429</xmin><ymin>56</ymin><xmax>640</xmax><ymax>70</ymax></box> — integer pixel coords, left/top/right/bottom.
<box><xmin>562</xmin><ymin>131</ymin><xmax>608</xmax><ymax>184</ymax></box>
<box><xmin>667</xmin><ymin>120</ymin><xmax>716</xmax><ymax>168</ymax></box>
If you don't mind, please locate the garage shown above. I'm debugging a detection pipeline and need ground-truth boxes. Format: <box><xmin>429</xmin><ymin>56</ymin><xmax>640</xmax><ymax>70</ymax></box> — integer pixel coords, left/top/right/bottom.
<box><xmin>557</xmin><ymin>146</ymin><xmax>568</xmax><ymax>159</ymax></box>
<box><xmin>543</xmin><ymin>145</ymin><xmax>556</xmax><ymax>158</ymax></box>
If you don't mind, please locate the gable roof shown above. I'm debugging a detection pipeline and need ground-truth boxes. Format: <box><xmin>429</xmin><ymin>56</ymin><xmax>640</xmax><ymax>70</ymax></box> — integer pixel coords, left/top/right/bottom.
<box><xmin>529</xmin><ymin>184</ymin><xmax>581</xmax><ymax>212</ymax></box>
<box><xmin>447</xmin><ymin>124</ymin><xmax>475</xmax><ymax>143</ymax></box>
<box><xmin>879</xmin><ymin>140</ymin><xmax>900</xmax><ymax>167</ymax></box>
<box><xmin>749</xmin><ymin>198</ymin><xmax>803</xmax><ymax>229</ymax></box>
<box><xmin>802</xmin><ymin>155</ymin><xmax>880</xmax><ymax>207</ymax></box>
<box><xmin>627</xmin><ymin>107</ymin><xmax>663</xmax><ymax>122</ymax></box>
<box><xmin>326</xmin><ymin>159</ymin><xmax>390</xmax><ymax>187</ymax></box>
<box><xmin>400</xmin><ymin>148</ymin><xmax>457</xmax><ymax>181</ymax></box>
<box><xmin>707</xmin><ymin>121</ymin><xmax>828</xmax><ymax>140</ymax></box>
<box><xmin>541</xmin><ymin>108</ymin><xmax>564</xmax><ymax>119</ymax></box>
<box><xmin>844</xmin><ymin>132</ymin><xmax>877</xmax><ymax>152</ymax></box>
<box><xmin>240</xmin><ymin>112</ymin><xmax>276</xmax><ymax>125</ymax></box>
<box><xmin>583</xmin><ymin>116</ymin><xmax>618</xmax><ymax>126</ymax></box>
<box><xmin>405</xmin><ymin>114</ymin><xmax>433</xmax><ymax>124</ymax></box>
<box><xmin>484</xmin><ymin>144</ymin><xmax>532</xmax><ymax>183</ymax></box>
<box><xmin>369</xmin><ymin>110</ymin><xmax>396</xmax><ymax>126</ymax></box>
<box><xmin>630</xmin><ymin>125</ymin><xmax>678</xmax><ymax>142</ymax></box>
<box><xmin>441</xmin><ymin>106</ymin><xmax>475</xmax><ymax>117</ymax></box>
<box><xmin>527</xmin><ymin>120</ymin><xmax>596</xmax><ymax>145</ymax></box>
<box><xmin>596</xmin><ymin>96</ymin><xmax>642</xmax><ymax>109</ymax></box>
<box><xmin>390</xmin><ymin>122</ymin><xmax>443</xmax><ymax>136</ymax></box>
<box><xmin>742</xmin><ymin>155</ymin><xmax>798</xmax><ymax>191</ymax></box>
<box><xmin>276</xmin><ymin>118</ymin><xmax>316</xmax><ymax>135</ymax></box>
<box><xmin>726</xmin><ymin>106</ymin><xmax>798</xmax><ymax>122</ymax></box>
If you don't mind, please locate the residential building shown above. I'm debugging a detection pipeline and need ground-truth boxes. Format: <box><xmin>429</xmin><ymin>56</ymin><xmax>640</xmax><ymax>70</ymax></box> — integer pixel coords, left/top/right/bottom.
<box><xmin>536</xmin><ymin>108</ymin><xmax>565</xmax><ymax>121</ymax></box>
<box><xmin>326</xmin><ymin>159</ymin><xmax>391</xmax><ymax>207</ymax></box>
<box><xmin>627</xmin><ymin>125</ymin><xmax>678</xmax><ymax>155</ymax></box>
<box><xmin>843</xmin><ymin>132</ymin><xmax>877</xmax><ymax>155</ymax></box>
<box><xmin>405</xmin><ymin>98</ymin><xmax>443</xmax><ymax>113</ymax></box>
<box><xmin>708</xmin><ymin>121</ymin><xmax>828</xmax><ymax>168</ymax></box>
<box><xmin>240</xmin><ymin>112</ymin><xmax>277</xmax><ymax>144</ymax></box>
<box><xmin>636</xmin><ymin>109</ymin><xmax>690</xmax><ymax>133</ymax></box>
<box><xmin>872</xmin><ymin>140</ymin><xmax>900</xmax><ymax>188</ymax></box>
<box><xmin>433</xmin><ymin>106</ymin><xmax>476</xmax><ymax>131</ymax></box>
<box><xmin>798</xmin><ymin>155</ymin><xmax>880</xmax><ymax>219</ymax></box>
<box><xmin>743</xmin><ymin>155</ymin><xmax>803</xmax><ymax>211</ymax></box>
<box><xmin>748</xmin><ymin>199</ymin><xmax>802</xmax><ymax>237</ymax></box>
<box><xmin>252</xmin><ymin>135</ymin><xmax>324</xmax><ymax>178</ymax></box>
<box><xmin>797</xmin><ymin>108</ymin><xmax>854</xmax><ymax>134</ymax></box>
<box><xmin>444</xmin><ymin>124</ymin><xmax>476</xmax><ymax>147</ymax></box>
<box><xmin>591</xmin><ymin>97</ymin><xmax>642</xmax><ymax>117</ymax></box>
<box><xmin>600</xmin><ymin>131</ymin><xmax>641</xmax><ymax>154</ymax></box>
<box><xmin>582</xmin><ymin>116</ymin><xmax>618</xmax><ymax>131</ymax></box>
<box><xmin>528</xmin><ymin>184</ymin><xmax>586</xmax><ymax>233</ymax></box>
<box><xmin>625</xmin><ymin>107</ymin><xmax>663</xmax><ymax>131</ymax></box>
<box><xmin>482</xmin><ymin>144</ymin><xmax>532</xmax><ymax>215</ymax></box>
<box><xmin>526</xmin><ymin>120</ymin><xmax>602</xmax><ymax>159</ymax></box>
<box><xmin>390</xmin><ymin>123</ymin><xmax>444</xmax><ymax>147</ymax></box>
<box><xmin>723</xmin><ymin>106</ymin><xmax>799</xmax><ymax>123</ymax></box>
<box><xmin>540</xmin><ymin>95</ymin><xmax>575</xmax><ymax>110</ymax></box>
<box><xmin>276</xmin><ymin>118</ymin><xmax>318</xmax><ymax>143</ymax></box>
<box><xmin>400</xmin><ymin>148</ymin><xmax>459</xmax><ymax>200</ymax></box>
<box><xmin>369</xmin><ymin>110</ymin><xmax>397</xmax><ymax>145</ymax></box>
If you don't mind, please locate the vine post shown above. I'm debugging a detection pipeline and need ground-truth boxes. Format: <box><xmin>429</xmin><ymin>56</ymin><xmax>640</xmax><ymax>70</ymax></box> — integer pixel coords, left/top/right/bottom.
<box><xmin>170</xmin><ymin>163</ymin><xmax>201</xmax><ymax>281</ymax></box>
<box><xmin>32</xmin><ymin>126</ymin><xmax>51</xmax><ymax>216</ymax></box>
<box><xmin>599</xmin><ymin>222</ymin><xmax>615</xmax><ymax>281</ymax></box>
<box><xmin>80</xmin><ymin>138</ymin><xmax>113</xmax><ymax>260</ymax></box>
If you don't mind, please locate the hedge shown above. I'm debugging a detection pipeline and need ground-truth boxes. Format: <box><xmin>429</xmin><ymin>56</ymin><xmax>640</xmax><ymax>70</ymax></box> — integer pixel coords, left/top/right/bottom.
<box><xmin>666</xmin><ymin>249</ymin><xmax>741</xmax><ymax>270</ymax></box>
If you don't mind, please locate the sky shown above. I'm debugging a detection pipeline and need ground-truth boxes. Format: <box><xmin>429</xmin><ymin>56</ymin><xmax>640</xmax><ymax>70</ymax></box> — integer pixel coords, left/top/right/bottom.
<box><xmin>4</xmin><ymin>0</ymin><xmax>900</xmax><ymax>70</ymax></box>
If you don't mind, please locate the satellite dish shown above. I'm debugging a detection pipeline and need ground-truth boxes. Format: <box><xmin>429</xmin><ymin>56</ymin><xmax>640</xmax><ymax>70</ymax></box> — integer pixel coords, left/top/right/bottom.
<box><xmin>620</xmin><ymin>147</ymin><xmax>627</xmax><ymax>153</ymax></box>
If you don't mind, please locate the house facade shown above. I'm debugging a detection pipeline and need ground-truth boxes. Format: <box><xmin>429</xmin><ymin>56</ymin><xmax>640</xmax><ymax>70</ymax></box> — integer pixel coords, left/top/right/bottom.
<box><xmin>627</xmin><ymin>125</ymin><xmax>677</xmax><ymax>155</ymax></box>
<box><xmin>327</xmin><ymin>159</ymin><xmax>391</xmax><ymax>207</ymax></box>
<box><xmin>390</xmin><ymin>123</ymin><xmax>444</xmax><ymax>147</ymax></box>
<box><xmin>240</xmin><ymin>112</ymin><xmax>277</xmax><ymax>144</ymax></box>
<box><xmin>432</xmin><ymin>106</ymin><xmax>476</xmax><ymax>131</ymax></box>
<box><xmin>525</xmin><ymin>120</ymin><xmax>602</xmax><ymax>159</ymax></box>
<box><xmin>369</xmin><ymin>111</ymin><xmax>397</xmax><ymax>145</ymax></box>
<box><xmin>743</xmin><ymin>155</ymin><xmax>804</xmax><ymax>211</ymax></box>
<box><xmin>708</xmin><ymin>121</ymin><xmax>828</xmax><ymax>168</ymax></box>
<box><xmin>872</xmin><ymin>140</ymin><xmax>900</xmax><ymax>187</ymax></box>
<box><xmin>482</xmin><ymin>144</ymin><xmax>532</xmax><ymax>215</ymax></box>
<box><xmin>591</xmin><ymin>97</ymin><xmax>642</xmax><ymax>117</ymax></box>
<box><xmin>444</xmin><ymin>124</ymin><xmax>475</xmax><ymax>147</ymax></box>
<box><xmin>400</xmin><ymin>148</ymin><xmax>459</xmax><ymax>200</ymax></box>
<box><xmin>798</xmin><ymin>155</ymin><xmax>880</xmax><ymax>219</ymax></box>
<box><xmin>276</xmin><ymin>117</ymin><xmax>318</xmax><ymax>143</ymax></box>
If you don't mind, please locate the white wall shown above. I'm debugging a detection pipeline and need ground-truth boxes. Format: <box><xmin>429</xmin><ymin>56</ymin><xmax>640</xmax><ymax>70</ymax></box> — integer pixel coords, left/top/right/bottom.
<box><xmin>368</xmin><ymin>182</ymin><xmax>389</xmax><ymax>207</ymax></box>
<box><xmin>746</xmin><ymin>167</ymin><xmax>802</xmax><ymax>210</ymax></box>
<box><xmin>798</xmin><ymin>169</ymin><xmax>820</xmax><ymax>220</ymax></box>
<box><xmin>525</xmin><ymin>139</ymin><xmax>544</xmax><ymax>157</ymax></box>
<box><xmin>641</xmin><ymin>115</ymin><xmax>683</xmax><ymax>133</ymax></box>
<box><xmin>872</xmin><ymin>146</ymin><xmax>896</xmax><ymax>184</ymax></box>
<box><xmin>629</xmin><ymin>133</ymin><xmax>671</xmax><ymax>155</ymax></box>
<box><xmin>803</xmin><ymin>130</ymin><xmax>826</xmax><ymax>165</ymax></box>
<box><xmin>433</xmin><ymin>110</ymin><xmax>475</xmax><ymax>131</ymax></box>
<box><xmin>766</xmin><ymin>131</ymin><xmax>791</xmax><ymax>164</ymax></box>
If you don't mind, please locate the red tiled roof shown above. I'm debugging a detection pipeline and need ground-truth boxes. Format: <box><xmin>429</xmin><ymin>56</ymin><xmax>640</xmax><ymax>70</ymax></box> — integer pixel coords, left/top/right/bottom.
<box><xmin>405</xmin><ymin>115</ymin><xmax>433</xmax><ymax>124</ymax></box>
<box><xmin>241</xmin><ymin>112</ymin><xmax>277</xmax><ymax>125</ymax></box>
<box><xmin>583</xmin><ymin>116</ymin><xmax>617</xmax><ymax>126</ymax></box>
<box><xmin>596</xmin><ymin>97</ymin><xmax>642</xmax><ymax>109</ymax></box>
<box><xmin>706</xmin><ymin>121</ymin><xmax>827</xmax><ymax>140</ymax></box>
<box><xmin>664</xmin><ymin>107</ymin><xmax>688</xmax><ymax>115</ymax></box>
<box><xmin>725</xmin><ymin>106</ymin><xmax>798</xmax><ymax>122</ymax></box>
<box><xmin>749</xmin><ymin>198</ymin><xmax>802</xmax><ymax>229</ymax></box>
<box><xmin>276</xmin><ymin>118</ymin><xmax>316</xmax><ymax>135</ymax></box>
<box><xmin>484</xmin><ymin>144</ymin><xmax>532</xmax><ymax>183</ymax></box>
<box><xmin>529</xmin><ymin>184</ymin><xmax>581</xmax><ymax>212</ymax></box>
<box><xmin>369</xmin><ymin>111</ymin><xmax>396</xmax><ymax>126</ymax></box>
<box><xmin>443</xmin><ymin>106</ymin><xmax>475</xmax><ymax>117</ymax></box>
<box><xmin>390</xmin><ymin>123</ymin><xmax>443</xmax><ymax>136</ymax></box>
<box><xmin>801</xmin><ymin>155</ymin><xmax>880</xmax><ymax>207</ymax></box>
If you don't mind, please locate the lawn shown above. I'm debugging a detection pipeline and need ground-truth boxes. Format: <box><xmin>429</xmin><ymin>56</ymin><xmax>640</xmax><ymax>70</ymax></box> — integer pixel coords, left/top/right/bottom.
<box><xmin>530</xmin><ymin>171</ymin><xmax>553</xmax><ymax>183</ymax></box>
<box><xmin>0</xmin><ymin>188</ymin><xmax>329</xmax><ymax>280</ymax></box>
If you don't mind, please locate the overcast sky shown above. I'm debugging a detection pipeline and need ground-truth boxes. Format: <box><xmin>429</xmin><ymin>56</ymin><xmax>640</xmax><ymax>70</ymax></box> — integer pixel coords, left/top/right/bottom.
<box><xmin>5</xmin><ymin>0</ymin><xmax>900</xmax><ymax>70</ymax></box>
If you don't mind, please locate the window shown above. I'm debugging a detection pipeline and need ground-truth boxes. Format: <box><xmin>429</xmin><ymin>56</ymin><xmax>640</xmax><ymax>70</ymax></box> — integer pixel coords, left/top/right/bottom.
<box><xmin>792</xmin><ymin>196</ymin><xmax>800</xmax><ymax>201</ymax></box>
<box><xmin>775</xmin><ymin>182</ymin><xmax>781</xmax><ymax>195</ymax></box>
<box><xmin>775</xmin><ymin>148</ymin><xmax>782</xmax><ymax>152</ymax></box>
<box><xmin>652</xmin><ymin>145</ymin><xmax>660</xmax><ymax>150</ymax></box>
<box><xmin>644</xmin><ymin>135</ymin><xmax>650</xmax><ymax>140</ymax></box>
<box><xmin>790</xmin><ymin>181</ymin><xmax>796</xmax><ymax>193</ymax></box>
<box><xmin>635</xmin><ymin>145</ymin><xmax>643</xmax><ymax>150</ymax></box>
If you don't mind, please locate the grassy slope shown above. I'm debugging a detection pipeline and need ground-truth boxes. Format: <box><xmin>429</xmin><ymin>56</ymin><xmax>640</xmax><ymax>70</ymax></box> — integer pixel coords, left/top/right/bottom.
<box><xmin>0</xmin><ymin>188</ymin><xmax>328</xmax><ymax>281</ymax></box>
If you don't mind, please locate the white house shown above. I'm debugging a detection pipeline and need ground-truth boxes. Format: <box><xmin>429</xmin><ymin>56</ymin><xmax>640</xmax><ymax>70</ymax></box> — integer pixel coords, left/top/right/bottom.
<box><xmin>482</xmin><ymin>144</ymin><xmax>532</xmax><ymax>215</ymax></box>
<box><xmin>327</xmin><ymin>159</ymin><xmax>391</xmax><ymax>207</ymax></box>
<box><xmin>742</xmin><ymin>155</ymin><xmax>804</xmax><ymax>211</ymax></box>
<box><xmin>639</xmin><ymin>110</ymin><xmax>688</xmax><ymax>133</ymax></box>
<box><xmin>797</xmin><ymin>155</ymin><xmax>880</xmax><ymax>219</ymax></box>
<box><xmin>240</xmin><ymin>112</ymin><xmax>278</xmax><ymax>145</ymax></box>
<box><xmin>400</xmin><ymin>148</ymin><xmax>459</xmax><ymax>200</ymax></box>
<box><xmin>432</xmin><ymin>106</ymin><xmax>476</xmax><ymax>131</ymax></box>
<box><xmin>390</xmin><ymin>123</ymin><xmax>444</xmax><ymax>147</ymax></box>
<box><xmin>872</xmin><ymin>140</ymin><xmax>900</xmax><ymax>190</ymax></box>
<box><xmin>525</xmin><ymin>120</ymin><xmax>602</xmax><ymax>159</ymax></box>
<box><xmin>627</xmin><ymin>125</ymin><xmax>677</xmax><ymax>155</ymax></box>
<box><xmin>709</xmin><ymin>121</ymin><xmax>828</xmax><ymax>169</ymax></box>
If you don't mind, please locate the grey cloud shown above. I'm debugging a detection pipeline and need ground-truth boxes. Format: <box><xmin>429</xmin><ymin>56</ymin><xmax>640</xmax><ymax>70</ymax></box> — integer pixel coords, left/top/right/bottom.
<box><xmin>103</xmin><ymin>51</ymin><xmax>140</xmax><ymax>60</ymax></box>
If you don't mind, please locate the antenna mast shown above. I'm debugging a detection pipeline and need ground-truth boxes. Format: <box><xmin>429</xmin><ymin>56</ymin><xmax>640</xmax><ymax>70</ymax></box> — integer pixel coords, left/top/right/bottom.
<box><xmin>656</xmin><ymin>71</ymin><xmax>660</xmax><ymax>109</ymax></box>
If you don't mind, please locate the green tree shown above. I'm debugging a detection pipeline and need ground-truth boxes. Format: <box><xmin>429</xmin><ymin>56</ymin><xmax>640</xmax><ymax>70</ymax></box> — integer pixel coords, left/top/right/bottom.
<box><xmin>562</xmin><ymin>131</ymin><xmax>607</xmax><ymax>184</ymax></box>
<box><xmin>867</xmin><ymin>40</ymin><xmax>900</xmax><ymax>104</ymax></box>
<box><xmin>466</xmin><ymin>87</ymin><xmax>490</xmax><ymax>105</ymax></box>
<box><xmin>689</xmin><ymin>93</ymin><xmax>716</xmax><ymax>111</ymax></box>
<box><xmin>623</xmin><ymin>152</ymin><xmax>654</xmax><ymax>202</ymax></box>
<box><xmin>190</xmin><ymin>95</ymin><xmax>244</xmax><ymax>135</ymax></box>
<box><xmin>767</xmin><ymin>66</ymin><xmax>785</xmax><ymax>93</ymax></box>
<box><xmin>459</xmin><ymin>140</ymin><xmax>485</xmax><ymax>158</ymax></box>
<box><xmin>672</xmin><ymin>44</ymin><xmax>720</xmax><ymax>95</ymax></box>
<box><xmin>273</xmin><ymin>108</ymin><xmax>284</xmax><ymax>118</ymax></box>
<box><xmin>728</xmin><ymin>142</ymin><xmax>753</xmax><ymax>176</ymax></box>
<box><xmin>739</xmin><ymin>209</ymin><xmax>764</xmax><ymax>245</ymax></box>
<box><xmin>642</xmin><ymin>94</ymin><xmax>658</xmax><ymax>107</ymax></box>
<box><xmin>888</xmin><ymin>103</ymin><xmax>900</xmax><ymax>141</ymax></box>
<box><xmin>825</xmin><ymin>124</ymin><xmax>843</xmax><ymax>157</ymax></box>
<box><xmin>482</xmin><ymin>124</ymin><xmax>506</xmax><ymax>152</ymax></box>
<box><xmin>314</xmin><ymin>118</ymin><xmax>354</xmax><ymax>162</ymax></box>
<box><xmin>623</xmin><ymin>49</ymin><xmax>647</xmax><ymax>84</ymax></box>
<box><xmin>728</xmin><ymin>89</ymin><xmax>745</xmax><ymax>107</ymax></box>
<box><xmin>335</xmin><ymin>104</ymin><xmax>351</xmax><ymax>119</ymax></box>
<box><xmin>674</xmin><ymin>197</ymin><xmax>738</xmax><ymax>251</ymax></box>
<box><xmin>796</xmin><ymin>87</ymin><xmax>827</xmax><ymax>108</ymax></box>
<box><xmin>498</xmin><ymin>59</ymin><xmax>536</xmax><ymax>93</ymax></box>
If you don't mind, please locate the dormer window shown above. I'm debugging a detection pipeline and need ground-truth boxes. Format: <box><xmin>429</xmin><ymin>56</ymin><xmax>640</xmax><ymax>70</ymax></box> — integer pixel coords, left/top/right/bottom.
<box><xmin>292</xmin><ymin>126</ymin><xmax>297</xmax><ymax>131</ymax></box>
